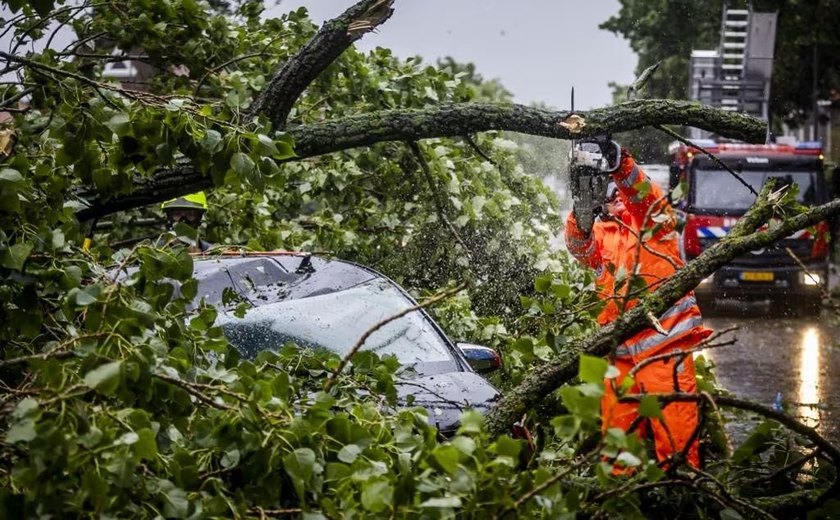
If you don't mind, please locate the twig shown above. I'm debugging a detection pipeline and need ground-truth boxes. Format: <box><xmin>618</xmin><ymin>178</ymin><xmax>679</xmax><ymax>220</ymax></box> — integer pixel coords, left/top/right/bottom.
<box><xmin>748</xmin><ymin>448</ymin><xmax>821</xmax><ymax>486</ymax></box>
<box><xmin>323</xmin><ymin>283</ymin><xmax>467</xmax><ymax>391</ymax></box>
<box><xmin>7</xmin><ymin>52</ymin><xmax>121</xmax><ymax>110</ymax></box>
<box><xmin>194</xmin><ymin>51</ymin><xmax>269</xmax><ymax>95</ymax></box>
<box><xmin>59</xmin><ymin>30</ymin><xmax>108</xmax><ymax>57</ymax></box>
<box><xmin>628</xmin><ymin>326</ymin><xmax>738</xmax><ymax>377</ymax></box>
<box><xmin>0</xmin><ymin>332</ymin><xmax>113</xmax><ymax>368</ymax></box>
<box><xmin>6</xmin><ymin>1</ymin><xmax>97</xmax><ymax>56</ymax></box>
<box><xmin>611</xmin><ymin>216</ymin><xmax>682</xmax><ymax>272</ymax></box>
<box><xmin>407</xmin><ymin>141</ymin><xmax>474</xmax><ymax>260</ymax></box>
<box><xmin>247</xmin><ymin>507</ymin><xmax>303</xmax><ymax>517</ymax></box>
<box><xmin>504</xmin><ymin>448</ymin><xmax>599</xmax><ymax>516</ymax></box>
<box><xmin>784</xmin><ymin>246</ymin><xmax>834</xmax><ymax>307</ymax></box>
<box><xmin>621</xmin><ymin>392</ymin><xmax>840</xmax><ymax>469</ymax></box>
<box><xmin>153</xmin><ymin>374</ymin><xmax>233</xmax><ymax>411</ymax></box>
<box><xmin>1</xmin><ymin>87</ymin><xmax>34</xmax><ymax>109</ymax></box>
<box><xmin>462</xmin><ymin>134</ymin><xmax>498</xmax><ymax>166</ymax></box>
<box><xmin>690</xmin><ymin>466</ymin><xmax>778</xmax><ymax>519</ymax></box>
<box><xmin>627</xmin><ymin>61</ymin><xmax>661</xmax><ymax>101</ymax></box>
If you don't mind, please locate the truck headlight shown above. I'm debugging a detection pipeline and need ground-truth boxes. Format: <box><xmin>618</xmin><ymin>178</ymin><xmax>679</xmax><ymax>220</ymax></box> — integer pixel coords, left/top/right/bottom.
<box><xmin>801</xmin><ymin>272</ymin><xmax>822</xmax><ymax>286</ymax></box>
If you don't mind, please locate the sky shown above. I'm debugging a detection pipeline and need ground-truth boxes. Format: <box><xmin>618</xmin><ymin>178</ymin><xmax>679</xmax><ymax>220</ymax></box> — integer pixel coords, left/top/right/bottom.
<box><xmin>271</xmin><ymin>0</ymin><xmax>639</xmax><ymax>110</ymax></box>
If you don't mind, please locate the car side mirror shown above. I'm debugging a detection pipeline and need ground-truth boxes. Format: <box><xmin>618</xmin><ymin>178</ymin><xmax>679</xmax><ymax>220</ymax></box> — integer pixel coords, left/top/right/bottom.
<box><xmin>457</xmin><ymin>343</ymin><xmax>502</xmax><ymax>374</ymax></box>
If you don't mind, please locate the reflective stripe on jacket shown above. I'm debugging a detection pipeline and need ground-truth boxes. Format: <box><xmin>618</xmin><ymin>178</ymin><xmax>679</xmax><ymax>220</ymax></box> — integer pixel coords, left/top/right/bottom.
<box><xmin>564</xmin><ymin>151</ymin><xmax>712</xmax><ymax>359</ymax></box>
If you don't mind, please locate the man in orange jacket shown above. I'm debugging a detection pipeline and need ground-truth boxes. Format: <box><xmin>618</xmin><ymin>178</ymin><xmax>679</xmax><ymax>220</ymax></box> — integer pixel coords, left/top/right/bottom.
<box><xmin>565</xmin><ymin>139</ymin><xmax>712</xmax><ymax>469</ymax></box>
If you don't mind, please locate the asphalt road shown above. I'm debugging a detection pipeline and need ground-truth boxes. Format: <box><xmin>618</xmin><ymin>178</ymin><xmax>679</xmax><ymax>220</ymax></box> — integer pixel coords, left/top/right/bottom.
<box><xmin>702</xmin><ymin>310</ymin><xmax>840</xmax><ymax>443</ymax></box>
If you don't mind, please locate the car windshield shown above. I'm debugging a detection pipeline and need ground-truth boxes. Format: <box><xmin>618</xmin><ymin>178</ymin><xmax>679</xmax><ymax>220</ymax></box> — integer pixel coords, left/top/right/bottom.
<box><xmin>215</xmin><ymin>278</ymin><xmax>456</xmax><ymax>371</ymax></box>
<box><xmin>692</xmin><ymin>169</ymin><xmax>820</xmax><ymax>210</ymax></box>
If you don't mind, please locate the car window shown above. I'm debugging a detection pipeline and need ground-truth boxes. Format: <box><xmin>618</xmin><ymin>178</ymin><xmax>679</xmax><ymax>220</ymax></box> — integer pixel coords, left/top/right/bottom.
<box><xmin>215</xmin><ymin>278</ymin><xmax>457</xmax><ymax>371</ymax></box>
<box><xmin>692</xmin><ymin>169</ymin><xmax>819</xmax><ymax>210</ymax></box>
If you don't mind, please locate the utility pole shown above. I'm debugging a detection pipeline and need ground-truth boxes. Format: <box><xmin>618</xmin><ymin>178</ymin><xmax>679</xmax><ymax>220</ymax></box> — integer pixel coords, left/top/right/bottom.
<box><xmin>812</xmin><ymin>0</ymin><xmax>820</xmax><ymax>141</ymax></box>
<box><xmin>813</xmin><ymin>44</ymin><xmax>820</xmax><ymax>141</ymax></box>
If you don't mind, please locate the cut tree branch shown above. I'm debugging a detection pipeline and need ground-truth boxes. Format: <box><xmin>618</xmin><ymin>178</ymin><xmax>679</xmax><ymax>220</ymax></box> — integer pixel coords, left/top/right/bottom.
<box><xmin>483</xmin><ymin>183</ymin><xmax>840</xmax><ymax>437</ymax></box>
<box><xmin>249</xmin><ymin>0</ymin><xmax>394</xmax><ymax>128</ymax></box>
<box><xmin>74</xmin><ymin>100</ymin><xmax>765</xmax><ymax>221</ymax></box>
<box><xmin>287</xmin><ymin>100</ymin><xmax>765</xmax><ymax>158</ymax></box>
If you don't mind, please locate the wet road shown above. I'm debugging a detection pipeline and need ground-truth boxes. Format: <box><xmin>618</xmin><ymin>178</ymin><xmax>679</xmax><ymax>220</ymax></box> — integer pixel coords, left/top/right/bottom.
<box><xmin>702</xmin><ymin>311</ymin><xmax>840</xmax><ymax>443</ymax></box>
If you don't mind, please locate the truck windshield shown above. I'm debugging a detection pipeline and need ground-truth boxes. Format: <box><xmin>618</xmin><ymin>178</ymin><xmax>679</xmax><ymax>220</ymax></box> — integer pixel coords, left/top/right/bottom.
<box><xmin>692</xmin><ymin>169</ymin><xmax>820</xmax><ymax>211</ymax></box>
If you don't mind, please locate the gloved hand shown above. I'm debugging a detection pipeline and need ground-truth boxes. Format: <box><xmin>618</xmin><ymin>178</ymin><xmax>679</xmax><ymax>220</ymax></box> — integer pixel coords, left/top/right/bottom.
<box><xmin>570</xmin><ymin>135</ymin><xmax>621</xmax><ymax>173</ymax></box>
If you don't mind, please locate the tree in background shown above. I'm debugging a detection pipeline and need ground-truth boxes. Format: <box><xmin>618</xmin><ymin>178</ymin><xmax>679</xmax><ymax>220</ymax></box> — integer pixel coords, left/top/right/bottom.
<box><xmin>601</xmin><ymin>0</ymin><xmax>840</xmax><ymax>132</ymax></box>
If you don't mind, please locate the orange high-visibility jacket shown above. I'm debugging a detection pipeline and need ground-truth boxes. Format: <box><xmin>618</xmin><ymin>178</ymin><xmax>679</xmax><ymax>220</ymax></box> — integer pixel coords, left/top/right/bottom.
<box><xmin>565</xmin><ymin>151</ymin><xmax>712</xmax><ymax>361</ymax></box>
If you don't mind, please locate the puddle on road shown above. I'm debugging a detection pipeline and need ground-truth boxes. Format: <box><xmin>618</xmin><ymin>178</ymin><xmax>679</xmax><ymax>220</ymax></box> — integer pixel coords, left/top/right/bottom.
<box><xmin>798</xmin><ymin>326</ymin><xmax>821</xmax><ymax>429</ymax></box>
<box><xmin>701</xmin><ymin>315</ymin><xmax>839</xmax><ymax>444</ymax></box>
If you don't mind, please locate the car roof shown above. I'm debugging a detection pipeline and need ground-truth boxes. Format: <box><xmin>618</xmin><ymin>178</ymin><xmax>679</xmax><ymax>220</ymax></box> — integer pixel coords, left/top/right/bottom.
<box><xmin>191</xmin><ymin>252</ymin><xmax>381</xmax><ymax>308</ymax></box>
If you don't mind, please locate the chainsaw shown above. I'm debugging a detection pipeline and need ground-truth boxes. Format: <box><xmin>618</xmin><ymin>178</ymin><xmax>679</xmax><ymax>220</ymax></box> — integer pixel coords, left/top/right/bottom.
<box><xmin>568</xmin><ymin>88</ymin><xmax>620</xmax><ymax>235</ymax></box>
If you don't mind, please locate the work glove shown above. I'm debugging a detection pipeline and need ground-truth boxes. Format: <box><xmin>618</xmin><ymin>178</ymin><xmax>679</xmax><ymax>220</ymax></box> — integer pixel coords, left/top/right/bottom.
<box><xmin>570</xmin><ymin>135</ymin><xmax>621</xmax><ymax>173</ymax></box>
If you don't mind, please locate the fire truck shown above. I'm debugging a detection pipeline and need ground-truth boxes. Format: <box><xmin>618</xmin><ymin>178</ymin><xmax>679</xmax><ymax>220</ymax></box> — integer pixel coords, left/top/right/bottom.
<box><xmin>668</xmin><ymin>139</ymin><xmax>831</xmax><ymax>316</ymax></box>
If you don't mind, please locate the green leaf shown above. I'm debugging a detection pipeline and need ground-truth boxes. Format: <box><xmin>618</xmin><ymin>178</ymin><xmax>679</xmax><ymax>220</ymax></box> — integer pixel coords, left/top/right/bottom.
<box><xmin>115</xmin><ymin>431</ymin><xmax>139</xmax><ymax>445</ymax></box>
<box><xmin>135</xmin><ymin>428</ymin><xmax>158</xmax><ymax>460</ymax></box>
<box><xmin>68</xmin><ymin>287</ymin><xmax>98</xmax><ymax>307</ymax></box>
<box><xmin>0</xmin><ymin>168</ymin><xmax>24</xmax><ymax>184</ymax></box>
<box><xmin>431</xmin><ymin>444</ymin><xmax>460</xmax><ymax>475</ymax></box>
<box><xmin>493</xmin><ymin>435</ymin><xmax>522</xmax><ymax>461</ymax></box>
<box><xmin>552</xmin><ymin>282</ymin><xmax>571</xmax><ymax>299</ymax></box>
<box><xmin>456</xmin><ymin>410</ymin><xmax>484</xmax><ymax>435</ymax></box>
<box><xmin>201</xmin><ymin>130</ymin><xmax>223</xmax><ymax>153</ymax></box>
<box><xmin>670</xmin><ymin>183</ymin><xmax>684</xmax><ymax>201</ymax></box>
<box><xmin>283</xmin><ymin>448</ymin><xmax>318</xmax><ymax>499</ymax></box>
<box><xmin>0</xmin><ymin>243</ymin><xmax>32</xmax><ymax>270</ymax></box>
<box><xmin>274</xmin><ymin>134</ymin><xmax>296</xmax><ymax>159</ymax></box>
<box><xmin>633</xmin><ymin>181</ymin><xmax>650</xmax><ymax>199</ymax></box>
<box><xmin>163</xmin><ymin>487</ymin><xmax>189</xmax><ymax>518</ymax></box>
<box><xmin>719</xmin><ymin>508</ymin><xmax>745</xmax><ymax>520</ymax></box>
<box><xmin>638</xmin><ymin>395</ymin><xmax>663</xmax><ymax>419</ymax></box>
<box><xmin>551</xmin><ymin>415</ymin><xmax>581</xmax><ymax>440</ymax></box>
<box><xmin>732</xmin><ymin>420</ymin><xmax>777</xmax><ymax>463</ymax></box>
<box><xmin>11</xmin><ymin>397</ymin><xmax>38</xmax><ymax>419</ymax></box>
<box><xmin>615</xmin><ymin>451</ymin><xmax>641</xmax><ymax>467</ymax></box>
<box><xmin>30</xmin><ymin>0</ymin><xmax>55</xmax><ymax>17</ymax></box>
<box><xmin>361</xmin><ymin>479</ymin><xmax>393</xmax><ymax>512</ymax></box>
<box><xmin>83</xmin><ymin>361</ymin><xmax>123</xmax><ymax>395</ymax></box>
<box><xmin>579</xmin><ymin>354</ymin><xmax>608</xmax><ymax>384</ymax></box>
<box><xmin>106</xmin><ymin>113</ymin><xmax>131</xmax><ymax>136</ymax></box>
<box><xmin>337</xmin><ymin>444</ymin><xmax>361</xmax><ymax>464</ymax></box>
<box><xmin>6</xmin><ymin>418</ymin><xmax>37</xmax><ymax>443</ymax></box>
<box><xmin>255</xmin><ymin>134</ymin><xmax>278</xmax><ymax>156</ymax></box>
<box><xmin>221</xmin><ymin>448</ymin><xmax>240</xmax><ymax>468</ymax></box>
<box><xmin>421</xmin><ymin>496</ymin><xmax>462</xmax><ymax>508</ymax></box>
<box><xmin>534</xmin><ymin>274</ymin><xmax>552</xmax><ymax>292</ymax></box>
<box><xmin>230</xmin><ymin>152</ymin><xmax>255</xmax><ymax>176</ymax></box>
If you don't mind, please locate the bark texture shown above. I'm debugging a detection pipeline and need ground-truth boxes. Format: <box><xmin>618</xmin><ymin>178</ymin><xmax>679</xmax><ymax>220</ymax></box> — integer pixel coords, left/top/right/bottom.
<box><xmin>249</xmin><ymin>0</ymin><xmax>394</xmax><ymax>128</ymax></box>
<box><xmin>288</xmin><ymin>100</ymin><xmax>766</xmax><ymax>158</ymax></box>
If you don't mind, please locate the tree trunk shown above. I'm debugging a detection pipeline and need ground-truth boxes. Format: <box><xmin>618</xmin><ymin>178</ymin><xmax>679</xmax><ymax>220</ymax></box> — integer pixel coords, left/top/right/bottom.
<box><xmin>75</xmin><ymin>100</ymin><xmax>765</xmax><ymax>221</ymax></box>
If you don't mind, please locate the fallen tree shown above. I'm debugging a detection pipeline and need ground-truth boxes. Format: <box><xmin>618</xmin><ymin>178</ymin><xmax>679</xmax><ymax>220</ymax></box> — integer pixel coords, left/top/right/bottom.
<box><xmin>2</xmin><ymin>0</ymin><xmax>838</xmax><ymax>517</ymax></box>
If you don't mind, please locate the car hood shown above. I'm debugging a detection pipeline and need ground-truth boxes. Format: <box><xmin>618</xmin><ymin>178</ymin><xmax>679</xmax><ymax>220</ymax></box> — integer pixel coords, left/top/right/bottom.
<box><xmin>394</xmin><ymin>371</ymin><xmax>500</xmax><ymax>435</ymax></box>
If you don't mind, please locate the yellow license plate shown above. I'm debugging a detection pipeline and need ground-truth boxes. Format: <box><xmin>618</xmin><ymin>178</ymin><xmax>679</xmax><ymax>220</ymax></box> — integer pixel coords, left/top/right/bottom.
<box><xmin>740</xmin><ymin>271</ymin><xmax>774</xmax><ymax>282</ymax></box>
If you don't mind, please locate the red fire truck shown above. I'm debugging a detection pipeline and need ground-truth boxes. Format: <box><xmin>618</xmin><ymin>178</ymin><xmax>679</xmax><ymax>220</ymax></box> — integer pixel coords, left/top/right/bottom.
<box><xmin>668</xmin><ymin>139</ymin><xmax>831</xmax><ymax>315</ymax></box>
